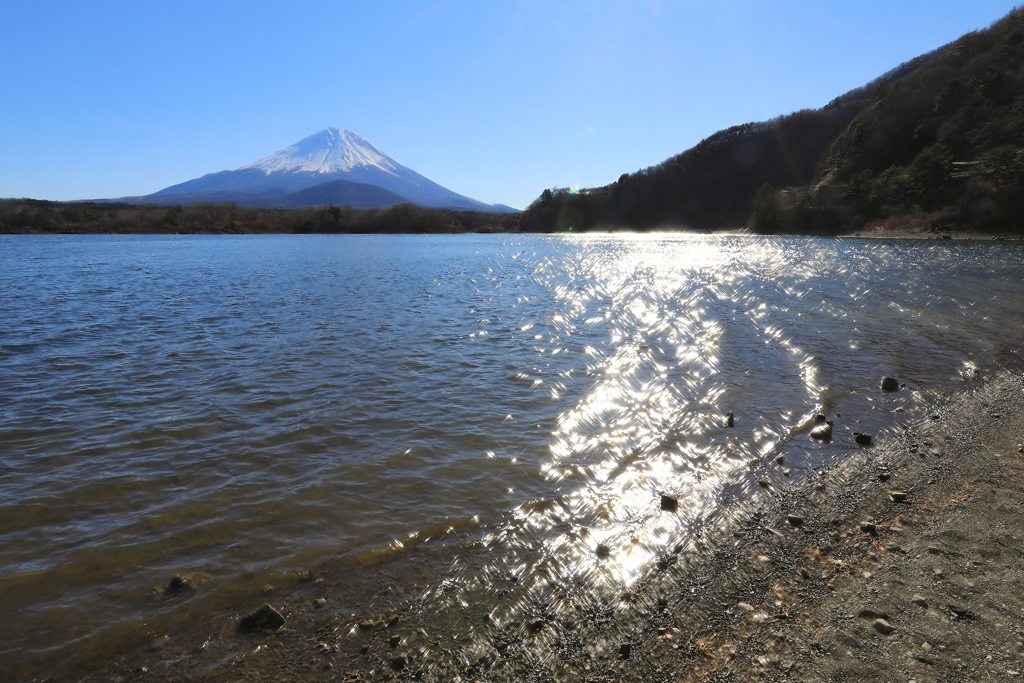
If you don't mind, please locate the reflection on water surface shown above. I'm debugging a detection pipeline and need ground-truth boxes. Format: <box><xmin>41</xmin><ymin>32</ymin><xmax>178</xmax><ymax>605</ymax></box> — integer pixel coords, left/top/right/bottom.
<box><xmin>0</xmin><ymin>233</ymin><xmax>1022</xmax><ymax>677</ymax></box>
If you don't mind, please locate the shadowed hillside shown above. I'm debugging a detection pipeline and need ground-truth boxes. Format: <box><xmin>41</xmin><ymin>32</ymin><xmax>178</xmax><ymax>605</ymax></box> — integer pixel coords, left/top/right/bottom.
<box><xmin>522</xmin><ymin>7</ymin><xmax>1024</xmax><ymax>235</ymax></box>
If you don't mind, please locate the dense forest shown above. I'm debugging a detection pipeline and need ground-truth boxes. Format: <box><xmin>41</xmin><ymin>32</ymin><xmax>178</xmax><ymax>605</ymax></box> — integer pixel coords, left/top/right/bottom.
<box><xmin>0</xmin><ymin>199</ymin><xmax>520</xmax><ymax>235</ymax></box>
<box><xmin>521</xmin><ymin>7</ymin><xmax>1024</xmax><ymax>235</ymax></box>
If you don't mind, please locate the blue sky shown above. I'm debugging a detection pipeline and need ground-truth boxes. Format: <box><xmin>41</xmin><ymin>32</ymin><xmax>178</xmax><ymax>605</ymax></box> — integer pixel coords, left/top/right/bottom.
<box><xmin>1</xmin><ymin>1</ymin><xmax>1020</xmax><ymax>210</ymax></box>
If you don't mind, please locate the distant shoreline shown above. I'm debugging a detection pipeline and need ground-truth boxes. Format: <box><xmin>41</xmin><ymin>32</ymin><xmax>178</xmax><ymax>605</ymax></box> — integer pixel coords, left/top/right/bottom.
<box><xmin>3</xmin><ymin>198</ymin><xmax>1023</xmax><ymax>239</ymax></box>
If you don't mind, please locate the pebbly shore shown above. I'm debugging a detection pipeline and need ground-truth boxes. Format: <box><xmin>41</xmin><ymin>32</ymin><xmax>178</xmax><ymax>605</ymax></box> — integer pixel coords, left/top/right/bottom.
<box><xmin>68</xmin><ymin>371</ymin><xmax>1024</xmax><ymax>682</ymax></box>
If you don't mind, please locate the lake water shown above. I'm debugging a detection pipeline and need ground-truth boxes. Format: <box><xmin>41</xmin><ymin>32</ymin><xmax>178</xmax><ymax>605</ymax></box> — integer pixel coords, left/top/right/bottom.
<box><xmin>1</xmin><ymin>233</ymin><xmax>1023</xmax><ymax>678</ymax></box>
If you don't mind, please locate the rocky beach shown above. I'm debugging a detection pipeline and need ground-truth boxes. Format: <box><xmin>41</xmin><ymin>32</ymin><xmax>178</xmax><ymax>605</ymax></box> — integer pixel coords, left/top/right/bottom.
<box><xmin>58</xmin><ymin>371</ymin><xmax>1024</xmax><ymax>682</ymax></box>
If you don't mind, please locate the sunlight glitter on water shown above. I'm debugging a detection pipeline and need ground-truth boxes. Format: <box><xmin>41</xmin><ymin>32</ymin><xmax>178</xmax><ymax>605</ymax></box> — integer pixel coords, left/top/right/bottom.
<box><xmin>2</xmin><ymin>234</ymin><xmax>1024</xmax><ymax>678</ymax></box>
<box><xmin>469</xmin><ymin>236</ymin><xmax>826</xmax><ymax>601</ymax></box>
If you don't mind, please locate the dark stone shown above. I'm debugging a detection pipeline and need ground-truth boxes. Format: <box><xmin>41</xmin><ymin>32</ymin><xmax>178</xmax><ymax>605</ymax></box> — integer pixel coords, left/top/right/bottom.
<box><xmin>814</xmin><ymin>414</ymin><xmax>826</xmax><ymax>423</ymax></box>
<box><xmin>881</xmin><ymin>377</ymin><xmax>900</xmax><ymax>392</ymax></box>
<box><xmin>166</xmin><ymin>575</ymin><xmax>195</xmax><ymax>594</ymax></box>
<box><xmin>595</xmin><ymin>544</ymin><xmax>611</xmax><ymax>559</ymax></box>
<box><xmin>390</xmin><ymin>655</ymin><xmax>407</xmax><ymax>671</ymax></box>
<box><xmin>389</xmin><ymin>634</ymin><xmax>401</xmax><ymax>648</ymax></box>
<box><xmin>810</xmin><ymin>422</ymin><xmax>833</xmax><ymax>441</ymax></box>
<box><xmin>660</xmin><ymin>495</ymin><xmax>678</xmax><ymax>512</ymax></box>
<box><xmin>947</xmin><ymin>604</ymin><xmax>974</xmax><ymax>621</ymax></box>
<box><xmin>238</xmin><ymin>604</ymin><xmax>285</xmax><ymax>633</ymax></box>
<box><xmin>787</xmin><ymin>514</ymin><xmax>804</xmax><ymax>527</ymax></box>
<box><xmin>855</xmin><ymin>433</ymin><xmax>873</xmax><ymax>446</ymax></box>
<box><xmin>888</xmin><ymin>490</ymin><xmax>910</xmax><ymax>503</ymax></box>
<box><xmin>619</xmin><ymin>643</ymin><xmax>632</xmax><ymax>659</ymax></box>
<box><xmin>859</xmin><ymin>522</ymin><xmax>877</xmax><ymax>534</ymax></box>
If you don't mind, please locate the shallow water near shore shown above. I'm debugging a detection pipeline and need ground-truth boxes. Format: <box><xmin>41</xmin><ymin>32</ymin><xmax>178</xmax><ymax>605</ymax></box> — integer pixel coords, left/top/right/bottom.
<box><xmin>1</xmin><ymin>233</ymin><xmax>1023</xmax><ymax>678</ymax></box>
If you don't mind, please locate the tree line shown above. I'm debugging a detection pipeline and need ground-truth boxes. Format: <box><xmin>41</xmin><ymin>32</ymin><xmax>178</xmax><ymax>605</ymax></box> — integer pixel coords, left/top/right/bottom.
<box><xmin>0</xmin><ymin>199</ymin><xmax>521</xmax><ymax>235</ymax></box>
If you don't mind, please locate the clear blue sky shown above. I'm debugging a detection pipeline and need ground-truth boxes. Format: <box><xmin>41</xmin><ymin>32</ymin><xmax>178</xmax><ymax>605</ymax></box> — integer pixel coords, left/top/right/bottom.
<box><xmin>1</xmin><ymin>1</ymin><xmax>1020</xmax><ymax>210</ymax></box>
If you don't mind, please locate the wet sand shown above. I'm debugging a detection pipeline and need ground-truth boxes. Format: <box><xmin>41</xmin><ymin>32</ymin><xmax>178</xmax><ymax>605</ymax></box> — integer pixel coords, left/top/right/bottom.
<box><xmin>60</xmin><ymin>372</ymin><xmax>1024</xmax><ymax>681</ymax></box>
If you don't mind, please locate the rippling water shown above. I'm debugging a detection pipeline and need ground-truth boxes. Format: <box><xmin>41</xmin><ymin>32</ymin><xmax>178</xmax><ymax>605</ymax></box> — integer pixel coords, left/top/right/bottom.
<box><xmin>1</xmin><ymin>233</ymin><xmax>1022</xmax><ymax>677</ymax></box>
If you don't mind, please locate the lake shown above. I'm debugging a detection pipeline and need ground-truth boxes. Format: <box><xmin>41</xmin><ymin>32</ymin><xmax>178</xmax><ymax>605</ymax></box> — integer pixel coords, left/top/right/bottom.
<box><xmin>1</xmin><ymin>233</ymin><xmax>1022</xmax><ymax>678</ymax></box>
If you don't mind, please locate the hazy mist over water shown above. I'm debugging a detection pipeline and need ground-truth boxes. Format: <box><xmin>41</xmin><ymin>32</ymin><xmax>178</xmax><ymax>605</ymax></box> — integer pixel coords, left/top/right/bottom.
<box><xmin>1</xmin><ymin>233</ymin><xmax>1022</xmax><ymax>675</ymax></box>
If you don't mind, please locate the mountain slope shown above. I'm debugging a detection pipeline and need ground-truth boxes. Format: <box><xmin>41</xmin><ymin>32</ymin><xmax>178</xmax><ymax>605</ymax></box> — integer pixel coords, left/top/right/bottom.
<box><xmin>802</xmin><ymin>7</ymin><xmax>1024</xmax><ymax>233</ymax></box>
<box><xmin>275</xmin><ymin>179</ymin><xmax>409</xmax><ymax>209</ymax></box>
<box><xmin>137</xmin><ymin>128</ymin><xmax>516</xmax><ymax>213</ymax></box>
<box><xmin>523</xmin><ymin>7</ymin><xmax>1024</xmax><ymax>235</ymax></box>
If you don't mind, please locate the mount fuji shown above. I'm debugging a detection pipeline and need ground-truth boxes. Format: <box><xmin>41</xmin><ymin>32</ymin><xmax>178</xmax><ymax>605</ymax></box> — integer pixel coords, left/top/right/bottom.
<box><xmin>128</xmin><ymin>128</ymin><xmax>517</xmax><ymax>212</ymax></box>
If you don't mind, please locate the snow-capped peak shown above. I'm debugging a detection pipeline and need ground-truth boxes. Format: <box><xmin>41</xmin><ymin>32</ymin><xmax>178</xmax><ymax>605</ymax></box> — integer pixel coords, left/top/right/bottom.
<box><xmin>241</xmin><ymin>128</ymin><xmax>402</xmax><ymax>175</ymax></box>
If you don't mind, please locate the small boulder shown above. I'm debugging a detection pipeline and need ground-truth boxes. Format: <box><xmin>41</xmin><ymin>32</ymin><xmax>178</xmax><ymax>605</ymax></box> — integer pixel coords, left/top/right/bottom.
<box><xmin>912</xmin><ymin>594</ymin><xmax>928</xmax><ymax>608</ymax></box>
<box><xmin>725</xmin><ymin>412</ymin><xmax>734</xmax><ymax>427</ymax></box>
<box><xmin>888</xmin><ymin>490</ymin><xmax>910</xmax><ymax>503</ymax></box>
<box><xmin>238</xmin><ymin>604</ymin><xmax>285</xmax><ymax>633</ymax></box>
<box><xmin>855</xmin><ymin>433</ymin><xmax>873</xmax><ymax>446</ymax></box>
<box><xmin>810</xmin><ymin>421</ymin><xmax>833</xmax><ymax>441</ymax></box>
<box><xmin>660</xmin><ymin>495</ymin><xmax>678</xmax><ymax>512</ymax></box>
<box><xmin>872</xmin><ymin>618</ymin><xmax>895</xmax><ymax>635</ymax></box>
<box><xmin>881</xmin><ymin>377</ymin><xmax>900</xmax><ymax>392</ymax></box>
<box><xmin>787</xmin><ymin>514</ymin><xmax>804</xmax><ymax>527</ymax></box>
<box><xmin>595</xmin><ymin>543</ymin><xmax>611</xmax><ymax>559</ymax></box>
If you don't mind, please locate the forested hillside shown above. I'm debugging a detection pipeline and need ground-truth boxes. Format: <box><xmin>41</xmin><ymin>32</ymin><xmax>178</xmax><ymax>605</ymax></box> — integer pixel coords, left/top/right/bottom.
<box><xmin>522</xmin><ymin>7</ymin><xmax>1024</xmax><ymax>235</ymax></box>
